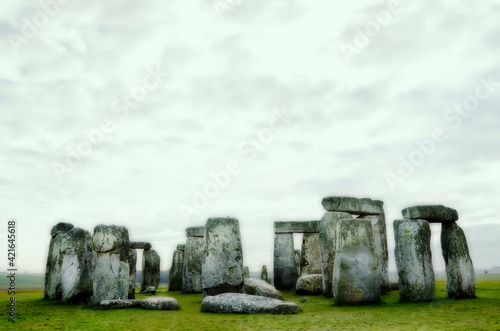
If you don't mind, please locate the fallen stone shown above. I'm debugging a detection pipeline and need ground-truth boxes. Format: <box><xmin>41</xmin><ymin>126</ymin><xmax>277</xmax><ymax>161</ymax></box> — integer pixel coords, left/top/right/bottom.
<box><xmin>441</xmin><ymin>222</ymin><xmax>475</xmax><ymax>299</ymax></box>
<box><xmin>244</xmin><ymin>278</ymin><xmax>282</xmax><ymax>299</ymax></box>
<box><xmin>273</xmin><ymin>233</ymin><xmax>299</xmax><ymax>290</ymax></box>
<box><xmin>300</xmin><ymin>233</ymin><xmax>322</xmax><ymax>276</ymax></box>
<box><xmin>300</xmin><ymin>297</ymin><xmax>311</xmax><ymax>303</ymax></box>
<box><xmin>99</xmin><ymin>299</ymin><xmax>141</xmax><ymax>309</ymax></box>
<box><xmin>296</xmin><ymin>274</ymin><xmax>323</xmax><ymax>295</ymax></box>
<box><xmin>333</xmin><ymin>219</ymin><xmax>380</xmax><ymax>305</ymax></box>
<box><xmin>140</xmin><ymin>297</ymin><xmax>180</xmax><ymax>310</ymax></box>
<box><xmin>141</xmin><ymin>249</ymin><xmax>160</xmax><ymax>293</ymax></box>
<box><xmin>141</xmin><ymin>286</ymin><xmax>157</xmax><ymax>295</ymax></box>
<box><xmin>128</xmin><ymin>248</ymin><xmax>137</xmax><ymax>299</ymax></box>
<box><xmin>322</xmin><ymin>197</ymin><xmax>384</xmax><ymax>215</ymax></box>
<box><xmin>45</xmin><ymin>222</ymin><xmax>74</xmax><ymax>300</ymax></box>
<box><xmin>394</xmin><ymin>219</ymin><xmax>435</xmax><ymax>302</ymax></box>
<box><xmin>130</xmin><ymin>242</ymin><xmax>152</xmax><ymax>250</ymax></box>
<box><xmin>402</xmin><ymin>205</ymin><xmax>458</xmax><ymax>222</ymax></box>
<box><xmin>200</xmin><ymin>293</ymin><xmax>301</xmax><ymax>314</ymax></box>
<box><xmin>202</xmin><ymin>217</ymin><xmax>244</xmax><ymax>297</ymax></box>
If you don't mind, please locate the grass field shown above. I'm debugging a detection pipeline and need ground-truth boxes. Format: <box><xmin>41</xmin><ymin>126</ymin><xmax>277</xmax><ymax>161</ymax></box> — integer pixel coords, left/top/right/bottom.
<box><xmin>1</xmin><ymin>280</ymin><xmax>500</xmax><ymax>330</ymax></box>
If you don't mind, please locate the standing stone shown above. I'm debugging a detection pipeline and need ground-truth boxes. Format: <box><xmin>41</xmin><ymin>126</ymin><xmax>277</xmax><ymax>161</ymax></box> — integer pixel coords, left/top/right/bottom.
<box><xmin>300</xmin><ymin>233</ymin><xmax>322</xmax><ymax>276</ymax></box>
<box><xmin>294</xmin><ymin>250</ymin><xmax>301</xmax><ymax>277</ymax></box>
<box><xmin>261</xmin><ymin>265</ymin><xmax>270</xmax><ymax>284</ymax></box>
<box><xmin>358</xmin><ymin>214</ymin><xmax>389</xmax><ymax>295</ymax></box>
<box><xmin>202</xmin><ymin>217</ymin><xmax>244</xmax><ymax>297</ymax></box>
<box><xmin>319</xmin><ymin>212</ymin><xmax>351</xmax><ymax>297</ymax></box>
<box><xmin>244</xmin><ymin>266</ymin><xmax>250</xmax><ymax>279</ymax></box>
<box><xmin>45</xmin><ymin>222</ymin><xmax>74</xmax><ymax>300</ymax></box>
<box><xmin>441</xmin><ymin>222</ymin><xmax>475</xmax><ymax>299</ymax></box>
<box><xmin>92</xmin><ymin>225</ymin><xmax>130</xmax><ymax>304</ymax></box>
<box><xmin>141</xmin><ymin>250</ymin><xmax>160</xmax><ymax>293</ymax></box>
<box><xmin>273</xmin><ymin>233</ymin><xmax>298</xmax><ymax>290</ymax></box>
<box><xmin>394</xmin><ymin>219</ymin><xmax>435</xmax><ymax>302</ymax></box>
<box><xmin>333</xmin><ymin>219</ymin><xmax>380</xmax><ymax>305</ymax></box>
<box><xmin>60</xmin><ymin>227</ymin><xmax>94</xmax><ymax>304</ymax></box>
<box><xmin>128</xmin><ymin>249</ymin><xmax>137</xmax><ymax>299</ymax></box>
<box><xmin>169</xmin><ymin>245</ymin><xmax>184</xmax><ymax>291</ymax></box>
<box><xmin>182</xmin><ymin>227</ymin><xmax>204</xmax><ymax>294</ymax></box>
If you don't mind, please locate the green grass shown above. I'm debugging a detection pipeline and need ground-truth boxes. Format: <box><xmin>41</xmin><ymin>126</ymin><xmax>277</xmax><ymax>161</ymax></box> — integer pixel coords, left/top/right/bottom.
<box><xmin>1</xmin><ymin>281</ymin><xmax>499</xmax><ymax>330</ymax></box>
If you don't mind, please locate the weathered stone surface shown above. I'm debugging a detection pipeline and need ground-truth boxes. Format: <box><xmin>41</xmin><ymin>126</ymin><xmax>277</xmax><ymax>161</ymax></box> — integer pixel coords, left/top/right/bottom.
<box><xmin>169</xmin><ymin>248</ymin><xmax>184</xmax><ymax>291</ymax></box>
<box><xmin>130</xmin><ymin>242</ymin><xmax>152</xmax><ymax>250</ymax></box>
<box><xmin>295</xmin><ymin>250</ymin><xmax>301</xmax><ymax>276</ymax></box>
<box><xmin>319</xmin><ymin>212</ymin><xmax>351</xmax><ymax>297</ymax></box>
<box><xmin>60</xmin><ymin>227</ymin><xmax>94</xmax><ymax>304</ymax></box>
<box><xmin>202</xmin><ymin>217</ymin><xmax>244</xmax><ymax>297</ymax></box>
<box><xmin>182</xmin><ymin>236</ymin><xmax>203</xmax><ymax>294</ymax></box>
<box><xmin>244</xmin><ymin>278</ymin><xmax>282</xmax><ymax>299</ymax></box>
<box><xmin>273</xmin><ymin>233</ymin><xmax>299</xmax><ymax>290</ymax></box>
<box><xmin>244</xmin><ymin>266</ymin><xmax>250</xmax><ymax>279</ymax></box>
<box><xmin>394</xmin><ymin>219</ymin><xmax>435</xmax><ymax>302</ymax></box>
<box><xmin>176</xmin><ymin>244</ymin><xmax>185</xmax><ymax>251</ymax></box>
<box><xmin>274</xmin><ymin>221</ymin><xmax>320</xmax><ymax>234</ymax></box>
<box><xmin>51</xmin><ymin>222</ymin><xmax>74</xmax><ymax>238</ymax></box>
<box><xmin>322</xmin><ymin>196</ymin><xmax>384</xmax><ymax>215</ymax></box>
<box><xmin>186</xmin><ymin>226</ymin><xmax>204</xmax><ymax>238</ymax></box>
<box><xmin>402</xmin><ymin>205</ymin><xmax>458</xmax><ymax>222</ymax></box>
<box><xmin>141</xmin><ymin>297</ymin><xmax>180</xmax><ymax>310</ymax></box>
<box><xmin>141</xmin><ymin>249</ymin><xmax>160</xmax><ymax>293</ymax></box>
<box><xmin>92</xmin><ymin>225</ymin><xmax>130</xmax><ymax>304</ymax></box>
<box><xmin>300</xmin><ymin>233</ymin><xmax>322</xmax><ymax>276</ymax></box>
<box><xmin>45</xmin><ymin>222</ymin><xmax>73</xmax><ymax>300</ymax></box>
<box><xmin>128</xmin><ymin>249</ymin><xmax>137</xmax><ymax>299</ymax></box>
<box><xmin>141</xmin><ymin>286</ymin><xmax>157</xmax><ymax>294</ymax></box>
<box><xmin>261</xmin><ymin>265</ymin><xmax>271</xmax><ymax>284</ymax></box>
<box><xmin>201</xmin><ymin>293</ymin><xmax>301</xmax><ymax>314</ymax></box>
<box><xmin>358</xmin><ymin>214</ymin><xmax>389</xmax><ymax>295</ymax></box>
<box><xmin>99</xmin><ymin>299</ymin><xmax>141</xmax><ymax>309</ymax></box>
<box><xmin>296</xmin><ymin>274</ymin><xmax>323</xmax><ymax>295</ymax></box>
<box><xmin>441</xmin><ymin>222</ymin><xmax>475</xmax><ymax>299</ymax></box>
<box><xmin>333</xmin><ymin>219</ymin><xmax>380</xmax><ymax>305</ymax></box>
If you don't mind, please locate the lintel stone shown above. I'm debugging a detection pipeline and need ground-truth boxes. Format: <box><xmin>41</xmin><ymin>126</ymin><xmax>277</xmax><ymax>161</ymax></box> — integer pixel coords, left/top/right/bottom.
<box><xmin>186</xmin><ymin>226</ymin><xmax>204</xmax><ymax>237</ymax></box>
<box><xmin>322</xmin><ymin>196</ymin><xmax>383</xmax><ymax>215</ymax></box>
<box><xmin>274</xmin><ymin>221</ymin><xmax>320</xmax><ymax>234</ymax></box>
<box><xmin>402</xmin><ymin>205</ymin><xmax>458</xmax><ymax>222</ymax></box>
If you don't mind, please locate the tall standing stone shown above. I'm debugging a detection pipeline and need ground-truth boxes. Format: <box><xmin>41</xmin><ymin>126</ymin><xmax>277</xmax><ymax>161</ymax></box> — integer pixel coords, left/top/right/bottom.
<box><xmin>45</xmin><ymin>222</ymin><xmax>74</xmax><ymax>300</ymax></box>
<box><xmin>92</xmin><ymin>225</ymin><xmax>130</xmax><ymax>304</ymax></box>
<box><xmin>244</xmin><ymin>266</ymin><xmax>250</xmax><ymax>279</ymax></box>
<box><xmin>273</xmin><ymin>233</ymin><xmax>298</xmax><ymax>290</ymax></box>
<box><xmin>169</xmin><ymin>244</ymin><xmax>184</xmax><ymax>291</ymax></box>
<box><xmin>60</xmin><ymin>227</ymin><xmax>94</xmax><ymax>304</ymax></box>
<box><xmin>394</xmin><ymin>219</ymin><xmax>435</xmax><ymax>302</ymax></box>
<box><xmin>128</xmin><ymin>249</ymin><xmax>137</xmax><ymax>299</ymax></box>
<box><xmin>182</xmin><ymin>227</ymin><xmax>204</xmax><ymax>294</ymax></box>
<box><xmin>141</xmin><ymin>249</ymin><xmax>160</xmax><ymax>293</ymax></box>
<box><xmin>261</xmin><ymin>265</ymin><xmax>270</xmax><ymax>284</ymax></box>
<box><xmin>319</xmin><ymin>212</ymin><xmax>351</xmax><ymax>297</ymax></box>
<box><xmin>441</xmin><ymin>222</ymin><xmax>475</xmax><ymax>299</ymax></box>
<box><xmin>300</xmin><ymin>233</ymin><xmax>322</xmax><ymax>276</ymax></box>
<box><xmin>333</xmin><ymin>219</ymin><xmax>380</xmax><ymax>304</ymax></box>
<box><xmin>202</xmin><ymin>217</ymin><xmax>244</xmax><ymax>297</ymax></box>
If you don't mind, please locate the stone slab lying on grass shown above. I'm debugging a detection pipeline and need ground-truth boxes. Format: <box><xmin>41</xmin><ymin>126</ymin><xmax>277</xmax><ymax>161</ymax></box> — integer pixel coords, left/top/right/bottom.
<box><xmin>141</xmin><ymin>297</ymin><xmax>180</xmax><ymax>310</ymax></box>
<box><xmin>322</xmin><ymin>196</ymin><xmax>384</xmax><ymax>215</ymax></box>
<box><xmin>402</xmin><ymin>205</ymin><xmax>458</xmax><ymax>222</ymax></box>
<box><xmin>200</xmin><ymin>293</ymin><xmax>301</xmax><ymax>314</ymax></box>
<box><xmin>244</xmin><ymin>278</ymin><xmax>282</xmax><ymax>299</ymax></box>
<box><xmin>99</xmin><ymin>299</ymin><xmax>142</xmax><ymax>309</ymax></box>
<box><xmin>295</xmin><ymin>274</ymin><xmax>323</xmax><ymax>295</ymax></box>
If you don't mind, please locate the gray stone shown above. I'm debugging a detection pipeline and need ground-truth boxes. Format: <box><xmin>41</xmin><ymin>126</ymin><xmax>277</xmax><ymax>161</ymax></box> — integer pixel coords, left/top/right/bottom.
<box><xmin>300</xmin><ymin>233</ymin><xmax>322</xmax><ymax>276</ymax></box>
<box><xmin>244</xmin><ymin>266</ymin><xmax>250</xmax><ymax>279</ymax></box>
<box><xmin>300</xmin><ymin>297</ymin><xmax>311</xmax><ymax>303</ymax></box>
<box><xmin>141</xmin><ymin>286</ymin><xmax>157</xmax><ymax>295</ymax></box>
<box><xmin>182</xmin><ymin>236</ymin><xmax>203</xmax><ymax>293</ymax></box>
<box><xmin>176</xmin><ymin>244</ymin><xmax>185</xmax><ymax>251</ymax></box>
<box><xmin>244</xmin><ymin>278</ymin><xmax>282</xmax><ymax>299</ymax></box>
<box><xmin>333</xmin><ymin>219</ymin><xmax>380</xmax><ymax>305</ymax></box>
<box><xmin>402</xmin><ymin>205</ymin><xmax>458</xmax><ymax>222</ymax></box>
<box><xmin>130</xmin><ymin>242</ymin><xmax>152</xmax><ymax>250</ymax></box>
<box><xmin>141</xmin><ymin>249</ymin><xmax>160</xmax><ymax>293</ymax></box>
<box><xmin>296</xmin><ymin>274</ymin><xmax>323</xmax><ymax>295</ymax></box>
<box><xmin>274</xmin><ymin>221</ymin><xmax>320</xmax><ymax>234</ymax></box>
<box><xmin>319</xmin><ymin>212</ymin><xmax>351</xmax><ymax>297</ymax></box>
<box><xmin>394</xmin><ymin>219</ymin><xmax>435</xmax><ymax>302</ymax></box>
<box><xmin>322</xmin><ymin>196</ymin><xmax>384</xmax><ymax>215</ymax></box>
<box><xmin>186</xmin><ymin>226</ymin><xmax>204</xmax><ymax>238</ymax></box>
<box><xmin>60</xmin><ymin>227</ymin><xmax>94</xmax><ymax>304</ymax></box>
<box><xmin>273</xmin><ymin>233</ymin><xmax>299</xmax><ymax>290</ymax></box>
<box><xmin>99</xmin><ymin>299</ymin><xmax>141</xmax><ymax>309</ymax></box>
<box><xmin>358</xmin><ymin>214</ymin><xmax>389</xmax><ymax>295</ymax></box>
<box><xmin>295</xmin><ymin>250</ymin><xmax>301</xmax><ymax>277</ymax></box>
<box><xmin>201</xmin><ymin>293</ymin><xmax>301</xmax><ymax>314</ymax></box>
<box><xmin>202</xmin><ymin>217</ymin><xmax>244</xmax><ymax>297</ymax></box>
<box><xmin>140</xmin><ymin>297</ymin><xmax>180</xmax><ymax>310</ymax></box>
<box><xmin>51</xmin><ymin>222</ymin><xmax>74</xmax><ymax>238</ymax></box>
<box><xmin>45</xmin><ymin>222</ymin><xmax>74</xmax><ymax>300</ymax></box>
<box><xmin>128</xmin><ymin>249</ymin><xmax>137</xmax><ymax>299</ymax></box>
<box><xmin>169</xmin><ymin>247</ymin><xmax>184</xmax><ymax>291</ymax></box>
<box><xmin>92</xmin><ymin>225</ymin><xmax>130</xmax><ymax>304</ymax></box>
<box><xmin>261</xmin><ymin>265</ymin><xmax>271</xmax><ymax>284</ymax></box>
<box><xmin>441</xmin><ymin>222</ymin><xmax>475</xmax><ymax>299</ymax></box>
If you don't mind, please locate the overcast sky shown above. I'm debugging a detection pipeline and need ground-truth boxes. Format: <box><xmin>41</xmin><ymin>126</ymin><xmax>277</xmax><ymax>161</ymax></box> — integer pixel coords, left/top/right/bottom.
<box><xmin>1</xmin><ymin>0</ymin><xmax>499</xmax><ymax>276</ymax></box>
